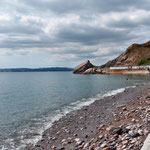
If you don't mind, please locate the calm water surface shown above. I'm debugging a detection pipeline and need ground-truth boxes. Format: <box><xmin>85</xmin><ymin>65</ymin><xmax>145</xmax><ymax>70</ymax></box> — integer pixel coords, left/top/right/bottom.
<box><xmin>0</xmin><ymin>72</ymin><xmax>150</xmax><ymax>149</ymax></box>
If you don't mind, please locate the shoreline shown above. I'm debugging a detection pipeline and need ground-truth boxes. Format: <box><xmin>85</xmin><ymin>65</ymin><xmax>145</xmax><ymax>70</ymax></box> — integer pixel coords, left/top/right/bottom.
<box><xmin>29</xmin><ymin>83</ymin><xmax>150</xmax><ymax>150</ymax></box>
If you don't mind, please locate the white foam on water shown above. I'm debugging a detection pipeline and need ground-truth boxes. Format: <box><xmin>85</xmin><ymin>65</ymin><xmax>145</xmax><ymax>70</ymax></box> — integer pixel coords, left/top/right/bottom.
<box><xmin>2</xmin><ymin>85</ymin><xmax>136</xmax><ymax>150</ymax></box>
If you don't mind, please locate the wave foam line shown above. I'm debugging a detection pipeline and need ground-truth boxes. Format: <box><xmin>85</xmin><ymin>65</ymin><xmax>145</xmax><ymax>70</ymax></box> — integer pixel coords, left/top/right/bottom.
<box><xmin>3</xmin><ymin>85</ymin><xmax>136</xmax><ymax>150</ymax></box>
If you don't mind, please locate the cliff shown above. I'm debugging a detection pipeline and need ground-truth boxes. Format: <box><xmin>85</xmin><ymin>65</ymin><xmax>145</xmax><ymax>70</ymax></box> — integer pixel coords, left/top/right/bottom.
<box><xmin>101</xmin><ymin>41</ymin><xmax>150</xmax><ymax>68</ymax></box>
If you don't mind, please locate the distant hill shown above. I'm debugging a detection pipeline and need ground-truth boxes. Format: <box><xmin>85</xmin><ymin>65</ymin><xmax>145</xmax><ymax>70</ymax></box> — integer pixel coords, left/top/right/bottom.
<box><xmin>101</xmin><ymin>41</ymin><xmax>150</xmax><ymax>68</ymax></box>
<box><xmin>0</xmin><ymin>67</ymin><xmax>73</xmax><ymax>72</ymax></box>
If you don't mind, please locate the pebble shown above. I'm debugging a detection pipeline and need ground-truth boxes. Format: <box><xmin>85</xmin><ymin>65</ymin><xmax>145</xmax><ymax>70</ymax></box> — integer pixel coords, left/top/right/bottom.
<box><xmin>34</xmin><ymin>87</ymin><xmax>150</xmax><ymax>150</ymax></box>
<box><xmin>62</xmin><ymin>142</ymin><xmax>68</xmax><ymax>146</ymax></box>
<box><xmin>100</xmin><ymin>142</ymin><xmax>107</xmax><ymax>148</ymax></box>
<box><xmin>74</xmin><ymin>138</ymin><xmax>80</xmax><ymax>142</ymax></box>
<box><xmin>83</xmin><ymin>143</ymin><xmax>89</xmax><ymax>149</ymax></box>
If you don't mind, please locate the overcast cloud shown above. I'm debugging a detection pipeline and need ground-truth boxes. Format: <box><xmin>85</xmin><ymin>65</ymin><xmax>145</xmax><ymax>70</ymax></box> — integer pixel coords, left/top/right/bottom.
<box><xmin>0</xmin><ymin>0</ymin><xmax>150</xmax><ymax>68</ymax></box>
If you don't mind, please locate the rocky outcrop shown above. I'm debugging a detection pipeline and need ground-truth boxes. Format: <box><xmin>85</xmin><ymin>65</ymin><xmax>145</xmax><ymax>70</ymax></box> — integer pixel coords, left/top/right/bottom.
<box><xmin>73</xmin><ymin>60</ymin><xmax>103</xmax><ymax>74</ymax></box>
<box><xmin>83</xmin><ymin>67</ymin><xmax>102</xmax><ymax>74</ymax></box>
<box><xmin>74</xmin><ymin>41</ymin><xmax>150</xmax><ymax>74</ymax></box>
<box><xmin>101</xmin><ymin>41</ymin><xmax>150</xmax><ymax>68</ymax></box>
<box><xmin>73</xmin><ymin>60</ymin><xmax>93</xmax><ymax>74</ymax></box>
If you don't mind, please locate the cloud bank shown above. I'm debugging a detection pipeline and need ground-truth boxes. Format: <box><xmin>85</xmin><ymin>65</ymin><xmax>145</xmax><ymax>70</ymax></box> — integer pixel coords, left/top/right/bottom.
<box><xmin>0</xmin><ymin>0</ymin><xmax>150</xmax><ymax>67</ymax></box>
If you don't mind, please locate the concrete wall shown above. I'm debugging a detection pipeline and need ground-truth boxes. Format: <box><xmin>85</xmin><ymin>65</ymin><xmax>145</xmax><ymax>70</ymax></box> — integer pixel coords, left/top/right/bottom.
<box><xmin>103</xmin><ymin>68</ymin><xmax>150</xmax><ymax>74</ymax></box>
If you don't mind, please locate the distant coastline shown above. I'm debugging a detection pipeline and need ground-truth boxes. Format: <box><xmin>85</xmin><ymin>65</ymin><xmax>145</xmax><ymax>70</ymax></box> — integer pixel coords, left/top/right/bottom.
<box><xmin>0</xmin><ymin>67</ymin><xmax>73</xmax><ymax>72</ymax></box>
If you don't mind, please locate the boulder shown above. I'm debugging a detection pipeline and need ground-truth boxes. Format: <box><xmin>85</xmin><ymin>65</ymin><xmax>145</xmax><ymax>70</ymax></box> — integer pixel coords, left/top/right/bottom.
<box><xmin>73</xmin><ymin>60</ymin><xmax>94</xmax><ymax>74</ymax></box>
<box><xmin>83</xmin><ymin>68</ymin><xmax>96</xmax><ymax>74</ymax></box>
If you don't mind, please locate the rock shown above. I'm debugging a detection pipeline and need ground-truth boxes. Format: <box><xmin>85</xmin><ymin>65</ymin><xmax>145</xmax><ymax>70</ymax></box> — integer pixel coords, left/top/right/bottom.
<box><xmin>51</xmin><ymin>145</ymin><xmax>57</xmax><ymax>149</ymax></box>
<box><xmin>62</xmin><ymin>142</ymin><xmax>68</xmax><ymax>146</ymax></box>
<box><xmin>100</xmin><ymin>142</ymin><xmax>107</xmax><ymax>148</ymax></box>
<box><xmin>99</xmin><ymin>135</ymin><xmax>104</xmax><ymax>139</ymax></box>
<box><xmin>74</xmin><ymin>133</ymin><xmax>78</xmax><ymax>136</ymax></box>
<box><xmin>99</xmin><ymin>124</ymin><xmax>105</xmax><ymax>129</ymax></box>
<box><xmin>116</xmin><ymin>104</ymin><xmax>126</xmax><ymax>108</ymax></box>
<box><xmin>138</xmin><ymin>129</ymin><xmax>143</xmax><ymax>136</ymax></box>
<box><xmin>102</xmin><ymin>147</ymin><xmax>112</xmax><ymax>150</ymax></box>
<box><xmin>76</xmin><ymin>140</ymin><xmax>83</xmax><ymax>145</ymax></box>
<box><xmin>146</xmin><ymin>96</ymin><xmax>150</xmax><ymax>99</ymax></box>
<box><xmin>74</xmin><ymin>138</ymin><xmax>80</xmax><ymax>142</ymax></box>
<box><xmin>122</xmin><ymin>145</ymin><xmax>126</xmax><ymax>149</ymax></box>
<box><xmin>52</xmin><ymin>137</ymin><xmax>57</xmax><ymax>140</ymax></box>
<box><xmin>83</xmin><ymin>143</ymin><xmax>89</xmax><ymax>149</ymax></box>
<box><xmin>109</xmin><ymin>126</ymin><xmax>128</xmax><ymax>135</ymax></box>
<box><xmin>123</xmin><ymin>107</ymin><xmax>127</xmax><ymax>111</ymax></box>
<box><xmin>78</xmin><ymin>145</ymin><xmax>84</xmax><ymax>149</ymax></box>
<box><xmin>56</xmin><ymin>131</ymin><xmax>61</xmax><ymax>135</ymax></box>
<box><xmin>73</xmin><ymin>60</ymin><xmax>94</xmax><ymax>74</ymax></box>
<box><xmin>73</xmin><ymin>60</ymin><xmax>103</xmax><ymax>74</ymax></box>
<box><xmin>95</xmin><ymin>147</ymin><xmax>100</xmax><ymax>150</ymax></box>
<box><xmin>130</xmin><ymin>132</ymin><xmax>140</xmax><ymax>138</ymax></box>
<box><xmin>61</xmin><ymin>139</ymin><xmax>66</xmax><ymax>143</ymax></box>
<box><xmin>144</xmin><ymin>129</ymin><xmax>149</xmax><ymax>135</ymax></box>
<box><xmin>89</xmin><ymin>145</ymin><xmax>95</xmax><ymax>150</ymax></box>
<box><xmin>83</xmin><ymin>68</ymin><xmax>96</xmax><ymax>74</ymax></box>
<box><xmin>122</xmin><ymin>140</ymin><xmax>128</xmax><ymax>145</ymax></box>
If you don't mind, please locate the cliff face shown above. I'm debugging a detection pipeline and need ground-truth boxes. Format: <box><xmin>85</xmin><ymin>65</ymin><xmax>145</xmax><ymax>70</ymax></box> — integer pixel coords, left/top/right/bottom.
<box><xmin>74</xmin><ymin>41</ymin><xmax>150</xmax><ymax>74</ymax></box>
<box><xmin>101</xmin><ymin>41</ymin><xmax>150</xmax><ymax>68</ymax></box>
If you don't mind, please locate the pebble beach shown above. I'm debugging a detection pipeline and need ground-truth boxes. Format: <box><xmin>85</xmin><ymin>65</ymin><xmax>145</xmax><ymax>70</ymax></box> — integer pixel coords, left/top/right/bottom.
<box><xmin>29</xmin><ymin>83</ymin><xmax>150</xmax><ymax>150</ymax></box>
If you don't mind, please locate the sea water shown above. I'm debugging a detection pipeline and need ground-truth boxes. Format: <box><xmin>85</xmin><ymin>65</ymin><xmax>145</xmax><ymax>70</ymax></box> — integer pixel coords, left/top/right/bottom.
<box><xmin>0</xmin><ymin>72</ymin><xmax>150</xmax><ymax>149</ymax></box>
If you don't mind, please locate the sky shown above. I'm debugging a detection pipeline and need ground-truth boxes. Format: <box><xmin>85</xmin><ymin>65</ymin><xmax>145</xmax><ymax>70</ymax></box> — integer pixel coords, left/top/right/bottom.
<box><xmin>0</xmin><ymin>0</ymin><xmax>150</xmax><ymax>68</ymax></box>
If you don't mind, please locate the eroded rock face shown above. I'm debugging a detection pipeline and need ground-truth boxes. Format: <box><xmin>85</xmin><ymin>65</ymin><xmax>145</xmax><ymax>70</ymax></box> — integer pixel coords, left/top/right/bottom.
<box><xmin>73</xmin><ymin>60</ymin><xmax>103</xmax><ymax>74</ymax></box>
<box><xmin>73</xmin><ymin>60</ymin><xmax>94</xmax><ymax>74</ymax></box>
<box><xmin>83</xmin><ymin>67</ymin><xmax>102</xmax><ymax>74</ymax></box>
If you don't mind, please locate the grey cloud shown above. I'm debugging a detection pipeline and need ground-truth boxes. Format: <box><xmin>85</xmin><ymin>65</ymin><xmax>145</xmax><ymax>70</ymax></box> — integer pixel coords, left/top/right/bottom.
<box><xmin>21</xmin><ymin>0</ymin><xmax>149</xmax><ymax>15</ymax></box>
<box><xmin>108</xmin><ymin>18</ymin><xmax>150</xmax><ymax>29</ymax></box>
<box><xmin>0</xmin><ymin>23</ymin><xmax>133</xmax><ymax>50</ymax></box>
<box><xmin>0</xmin><ymin>0</ymin><xmax>150</xmax><ymax>67</ymax></box>
<box><xmin>56</xmin><ymin>24</ymin><xmax>133</xmax><ymax>45</ymax></box>
<box><xmin>0</xmin><ymin>24</ymin><xmax>42</xmax><ymax>35</ymax></box>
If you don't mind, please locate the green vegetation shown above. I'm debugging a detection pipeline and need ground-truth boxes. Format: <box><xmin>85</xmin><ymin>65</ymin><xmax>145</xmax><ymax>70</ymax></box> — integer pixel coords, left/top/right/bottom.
<box><xmin>138</xmin><ymin>57</ymin><xmax>150</xmax><ymax>65</ymax></box>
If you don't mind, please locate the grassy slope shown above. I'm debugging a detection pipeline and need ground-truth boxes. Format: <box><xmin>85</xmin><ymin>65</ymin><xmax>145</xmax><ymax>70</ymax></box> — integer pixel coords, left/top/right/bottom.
<box><xmin>101</xmin><ymin>41</ymin><xmax>150</xmax><ymax>67</ymax></box>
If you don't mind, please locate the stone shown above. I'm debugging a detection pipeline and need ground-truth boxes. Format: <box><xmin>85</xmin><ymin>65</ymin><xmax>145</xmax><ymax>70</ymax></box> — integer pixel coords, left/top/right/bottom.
<box><xmin>102</xmin><ymin>147</ymin><xmax>112</xmax><ymax>150</ymax></box>
<box><xmin>100</xmin><ymin>142</ymin><xmax>107</xmax><ymax>148</ymax></box>
<box><xmin>117</xmin><ymin>104</ymin><xmax>126</xmax><ymax>108</ymax></box>
<box><xmin>89</xmin><ymin>145</ymin><xmax>95</xmax><ymax>150</ymax></box>
<box><xmin>109</xmin><ymin>126</ymin><xmax>128</xmax><ymax>135</ymax></box>
<box><xmin>122</xmin><ymin>140</ymin><xmax>128</xmax><ymax>145</ymax></box>
<box><xmin>83</xmin><ymin>143</ymin><xmax>89</xmax><ymax>149</ymax></box>
<box><xmin>61</xmin><ymin>139</ymin><xmax>66</xmax><ymax>143</ymax></box>
<box><xmin>62</xmin><ymin>142</ymin><xmax>68</xmax><ymax>146</ymax></box>
<box><xmin>138</xmin><ymin>129</ymin><xmax>143</xmax><ymax>136</ymax></box>
<box><xmin>99</xmin><ymin>135</ymin><xmax>104</xmax><ymax>139</ymax></box>
<box><xmin>131</xmin><ymin>132</ymin><xmax>140</xmax><ymax>138</ymax></box>
<box><xmin>123</xmin><ymin>107</ymin><xmax>127</xmax><ymax>111</ymax></box>
<box><xmin>95</xmin><ymin>147</ymin><xmax>100</xmax><ymax>150</ymax></box>
<box><xmin>74</xmin><ymin>138</ymin><xmax>80</xmax><ymax>142</ymax></box>
<box><xmin>73</xmin><ymin>60</ymin><xmax>94</xmax><ymax>74</ymax></box>
<box><xmin>144</xmin><ymin>129</ymin><xmax>149</xmax><ymax>135</ymax></box>
<box><xmin>146</xmin><ymin>96</ymin><xmax>150</xmax><ymax>99</ymax></box>
<box><xmin>74</xmin><ymin>133</ymin><xmax>78</xmax><ymax>136</ymax></box>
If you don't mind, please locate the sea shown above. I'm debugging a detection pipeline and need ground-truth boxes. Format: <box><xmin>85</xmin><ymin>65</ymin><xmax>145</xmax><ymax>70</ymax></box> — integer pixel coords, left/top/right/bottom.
<box><xmin>0</xmin><ymin>72</ymin><xmax>150</xmax><ymax>150</ymax></box>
